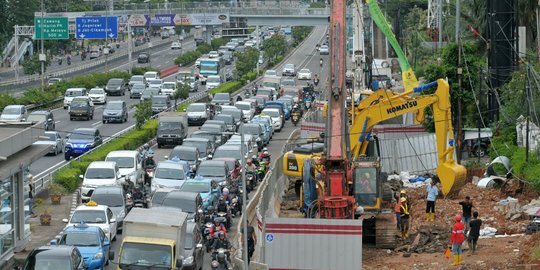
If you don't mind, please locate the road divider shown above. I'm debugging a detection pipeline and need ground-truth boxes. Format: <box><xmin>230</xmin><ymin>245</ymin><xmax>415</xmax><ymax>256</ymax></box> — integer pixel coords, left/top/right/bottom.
<box><xmin>160</xmin><ymin>66</ymin><xmax>179</xmax><ymax>78</ymax></box>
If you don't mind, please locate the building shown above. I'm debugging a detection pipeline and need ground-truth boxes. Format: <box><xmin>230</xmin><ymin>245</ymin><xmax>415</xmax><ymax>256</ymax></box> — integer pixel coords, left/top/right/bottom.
<box><xmin>0</xmin><ymin>122</ymin><xmax>49</xmax><ymax>267</ymax></box>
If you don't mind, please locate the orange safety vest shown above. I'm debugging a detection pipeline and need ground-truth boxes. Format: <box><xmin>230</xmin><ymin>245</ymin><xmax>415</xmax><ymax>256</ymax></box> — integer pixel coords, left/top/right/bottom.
<box><xmin>394</xmin><ymin>203</ymin><xmax>401</xmax><ymax>213</ymax></box>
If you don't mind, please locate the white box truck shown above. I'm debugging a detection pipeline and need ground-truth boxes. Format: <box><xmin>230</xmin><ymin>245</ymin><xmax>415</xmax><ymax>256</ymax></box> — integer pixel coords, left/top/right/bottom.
<box><xmin>116</xmin><ymin>207</ymin><xmax>188</xmax><ymax>270</ymax></box>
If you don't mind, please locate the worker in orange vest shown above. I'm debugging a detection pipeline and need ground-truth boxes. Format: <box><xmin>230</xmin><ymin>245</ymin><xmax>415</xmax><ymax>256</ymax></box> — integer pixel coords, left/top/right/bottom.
<box><xmin>394</xmin><ymin>199</ymin><xmax>401</xmax><ymax>229</ymax></box>
<box><xmin>399</xmin><ymin>197</ymin><xmax>410</xmax><ymax>239</ymax></box>
<box><xmin>450</xmin><ymin>214</ymin><xmax>465</xmax><ymax>266</ymax></box>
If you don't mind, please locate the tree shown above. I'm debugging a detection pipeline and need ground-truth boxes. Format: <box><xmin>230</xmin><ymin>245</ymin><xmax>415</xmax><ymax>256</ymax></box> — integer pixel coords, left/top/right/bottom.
<box><xmin>262</xmin><ymin>35</ymin><xmax>287</xmax><ymax>63</ymax></box>
<box><xmin>133</xmin><ymin>99</ymin><xmax>152</xmax><ymax>129</ymax></box>
<box><xmin>235</xmin><ymin>47</ymin><xmax>259</xmax><ymax>79</ymax></box>
<box><xmin>22</xmin><ymin>54</ymin><xmax>50</xmax><ymax>75</ymax></box>
<box><xmin>172</xmin><ymin>83</ymin><xmax>190</xmax><ymax>108</ymax></box>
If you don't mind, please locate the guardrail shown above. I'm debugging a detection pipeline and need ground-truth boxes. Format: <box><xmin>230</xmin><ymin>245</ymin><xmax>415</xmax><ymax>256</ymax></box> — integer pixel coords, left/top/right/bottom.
<box><xmin>32</xmin><ymin>91</ymin><xmax>208</xmax><ymax>196</ymax></box>
<box><xmin>233</xmin><ymin>129</ymin><xmax>300</xmax><ymax>269</ymax></box>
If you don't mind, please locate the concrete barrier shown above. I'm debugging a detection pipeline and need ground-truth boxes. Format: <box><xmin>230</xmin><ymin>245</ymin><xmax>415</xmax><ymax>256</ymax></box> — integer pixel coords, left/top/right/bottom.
<box><xmin>160</xmin><ymin>65</ymin><xmax>179</xmax><ymax>78</ymax></box>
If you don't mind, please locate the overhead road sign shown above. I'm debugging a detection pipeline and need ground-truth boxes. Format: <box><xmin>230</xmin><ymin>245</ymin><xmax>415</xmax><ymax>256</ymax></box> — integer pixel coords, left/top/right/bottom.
<box><xmin>147</xmin><ymin>14</ymin><xmax>176</xmax><ymax>27</ymax></box>
<box><xmin>34</xmin><ymin>17</ymin><xmax>69</xmax><ymax>39</ymax></box>
<box><xmin>76</xmin><ymin>16</ymin><xmax>118</xmax><ymax>39</ymax></box>
<box><xmin>128</xmin><ymin>14</ymin><xmax>147</xmax><ymax>27</ymax></box>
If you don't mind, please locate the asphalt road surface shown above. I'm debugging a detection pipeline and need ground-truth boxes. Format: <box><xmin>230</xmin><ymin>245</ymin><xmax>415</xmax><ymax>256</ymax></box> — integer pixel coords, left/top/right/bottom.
<box><xmin>103</xmin><ymin>25</ymin><xmax>328</xmax><ymax>270</ymax></box>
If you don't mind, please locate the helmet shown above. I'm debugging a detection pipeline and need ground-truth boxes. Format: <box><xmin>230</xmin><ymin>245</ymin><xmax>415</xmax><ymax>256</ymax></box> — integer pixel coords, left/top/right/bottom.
<box><xmin>222</xmin><ymin>188</ymin><xmax>229</xmax><ymax>196</ymax></box>
<box><xmin>293</xmin><ymin>104</ymin><xmax>299</xmax><ymax>109</ymax></box>
<box><xmin>214</xmin><ymin>218</ymin><xmax>221</xmax><ymax>224</ymax></box>
<box><xmin>263</xmin><ymin>151</ymin><xmax>269</xmax><ymax>155</ymax></box>
<box><xmin>219</xmin><ymin>196</ymin><xmax>224</xmax><ymax>202</ymax></box>
<box><xmin>218</xmin><ymin>231</ymin><xmax>225</xmax><ymax>238</ymax></box>
<box><xmin>400</xmin><ymin>197</ymin><xmax>407</xmax><ymax>203</ymax></box>
<box><xmin>252</xmin><ymin>155</ymin><xmax>257</xmax><ymax>160</ymax></box>
<box><xmin>143</xmin><ymin>143</ymin><xmax>149</xmax><ymax>150</ymax></box>
<box><xmin>400</xmin><ymin>190</ymin><xmax>406</xmax><ymax>195</ymax></box>
<box><xmin>263</xmin><ymin>147</ymin><xmax>268</xmax><ymax>152</ymax></box>
<box><xmin>455</xmin><ymin>214</ymin><xmax>462</xmax><ymax>221</ymax></box>
<box><xmin>207</xmin><ymin>206</ymin><xmax>215</xmax><ymax>212</ymax></box>
<box><xmin>247</xmin><ymin>159</ymin><xmax>253</xmax><ymax>165</ymax></box>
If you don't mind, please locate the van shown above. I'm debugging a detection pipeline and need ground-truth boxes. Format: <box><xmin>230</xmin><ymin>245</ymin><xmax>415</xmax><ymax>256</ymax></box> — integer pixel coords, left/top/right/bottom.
<box><xmin>81</xmin><ymin>161</ymin><xmax>123</xmax><ymax>202</ymax></box>
<box><xmin>157</xmin><ymin>112</ymin><xmax>188</xmax><ymax>148</ymax></box>
<box><xmin>105</xmin><ymin>150</ymin><xmax>142</xmax><ymax>183</ymax></box>
<box><xmin>63</xmin><ymin>88</ymin><xmax>87</xmax><ymax>109</ymax></box>
<box><xmin>143</xmin><ymin>71</ymin><xmax>160</xmax><ymax>81</ymax></box>
<box><xmin>151</xmin><ymin>95</ymin><xmax>171</xmax><ymax>114</ymax></box>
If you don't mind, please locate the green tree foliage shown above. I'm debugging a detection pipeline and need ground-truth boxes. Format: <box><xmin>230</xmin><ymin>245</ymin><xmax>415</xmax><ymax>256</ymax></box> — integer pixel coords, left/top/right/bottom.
<box><xmin>309</xmin><ymin>1</ymin><xmax>326</xmax><ymax>8</ymax></box>
<box><xmin>262</xmin><ymin>35</ymin><xmax>287</xmax><ymax>64</ymax></box>
<box><xmin>172</xmin><ymin>83</ymin><xmax>190</xmax><ymax>107</ymax></box>
<box><xmin>421</xmin><ymin>42</ymin><xmax>485</xmax><ymax>131</ymax></box>
<box><xmin>22</xmin><ymin>54</ymin><xmax>50</xmax><ymax>75</ymax></box>
<box><xmin>235</xmin><ymin>47</ymin><xmax>259</xmax><ymax>79</ymax></box>
<box><xmin>133</xmin><ymin>99</ymin><xmax>152</xmax><ymax>129</ymax></box>
<box><xmin>292</xmin><ymin>26</ymin><xmax>313</xmax><ymax>47</ymax></box>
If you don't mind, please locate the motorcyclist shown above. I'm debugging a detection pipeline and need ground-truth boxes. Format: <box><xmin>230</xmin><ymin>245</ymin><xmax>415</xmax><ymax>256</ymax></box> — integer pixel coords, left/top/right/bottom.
<box><xmin>313</xmin><ymin>74</ymin><xmax>320</xmax><ymax>86</ymax></box>
<box><xmin>211</xmin><ymin>231</ymin><xmax>232</xmax><ymax>265</ymax></box>
<box><xmin>259</xmin><ymin>148</ymin><xmax>271</xmax><ymax>162</ymax></box>
<box><xmin>132</xmin><ymin>186</ymin><xmax>146</xmax><ymax>207</ymax></box>
<box><xmin>251</xmin><ymin>155</ymin><xmax>260</xmax><ymax>167</ymax></box>
<box><xmin>245</xmin><ymin>159</ymin><xmax>257</xmax><ymax>173</ymax></box>
<box><xmin>320</xmin><ymin>57</ymin><xmax>323</xmax><ymax>67</ymax></box>
<box><xmin>209</xmin><ymin>218</ymin><xmax>228</xmax><ymax>237</ymax></box>
<box><xmin>222</xmin><ymin>187</ymin><xmax>230</xmax><ymax>202</ymax></box>
<box><xmin>236</xmin><ymin>95</ymin><xmax>243</xmax><ymax>102</ymax></box>
<box><xmin>142</xmin><ymin>153</ymin><xmax>156</xmax><ymax>170</ymax></box>
<box><xmin>204</xmin><ymin>206</ymin><xmax>217</xmax><ymax>224</ymax></box>
<box><xmin>216</xmin><ymin>196</ymin><xmax>229</xmax><ymax>213</ymax></box>
<box><xmin>291</xmin><ymin>104</ymin><xmax>301</xmax><ymax>114</ymax></box>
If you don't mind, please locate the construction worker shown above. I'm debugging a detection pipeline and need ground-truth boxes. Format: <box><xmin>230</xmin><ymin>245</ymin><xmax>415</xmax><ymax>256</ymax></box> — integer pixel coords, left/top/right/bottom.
<box><xmin>450</xmin><ymin>214</ymin><xmax>465</xmax><ymax>266</ymax></box>
<box><xmin>399</xmin><ymin>197</ymin><xmax>410</xmax><ymax>239</ymax></box>
<box><xmin>468</xmin><ymin>211</ymin><xmax>482</xmax><ymax>254</ymax></box>
<box><xmin>400</xmin><ymin>190</ymin><xmax>410</xmax><ymax>208</ymax></box>
<box><xmin>425</xmin><ymin>179</ymin><xmax>438</xmax><ymax>222</ymax></box>
<box><xmin>459</xmin><ymin>196</ymin><xmax>475</xmax><ymax>233</ymax></box>
<box><xmin>394</xmin><ymin>198</ymin><xmax>401</xmax><ymax>230</ymax></box>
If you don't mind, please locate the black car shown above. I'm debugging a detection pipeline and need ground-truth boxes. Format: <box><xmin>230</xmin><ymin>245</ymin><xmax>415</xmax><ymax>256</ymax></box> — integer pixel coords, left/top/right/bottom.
<box><xmin>105</xmin><ymin>78</ymin><xmax>127</xmax><ymax>96</ymax></box>
<box><xmin>102</xmin><ymin>100</ymin><xmax>128</xmax><ymax>123</ymax></box>
<box><xmin>156</xmin><ymin>190</ymin><xmax>204</xmax><ymax>223</ymax></box>
<box><xmin>19</xmin><ymin>245</ymin><xmax>85</xmax><ymax>270</ymax></box>
<box><xmin>68</xmin><ymin>97</ymin><xmax>95</xmax><ymax>121</ymax></box>
<box><xmin>64</xmin><ymin>128</ymin><xmax>102</xmax><ymax>161</ymax></box>
<box><xmin>27</xmin><ymin>110</ymin><xmax>55</xmax><ymax>131</ymax></box>
<box><xmin>138</xmin><ymin>52</ymin><xmax>150</xmax><ymax>63</ymax></box>
<box><xmin>183</xmin><ymin>221</ymin><xmax>204</xmax><ymax>270</ymax></box>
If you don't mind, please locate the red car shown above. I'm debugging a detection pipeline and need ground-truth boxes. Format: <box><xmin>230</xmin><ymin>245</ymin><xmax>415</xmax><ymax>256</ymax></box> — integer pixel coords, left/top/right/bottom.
<box><xmin>213</xmin><ymin>157</ymin><xmax>241</xmax><ymax>180</ymax></box>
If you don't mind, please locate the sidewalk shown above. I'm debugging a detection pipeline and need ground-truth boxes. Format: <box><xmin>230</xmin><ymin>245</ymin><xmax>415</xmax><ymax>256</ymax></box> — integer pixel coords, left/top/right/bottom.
<box><xmin>12</xmin><ymin>191</ymin><xmax>77</xmax><ymax>266</ymax></box>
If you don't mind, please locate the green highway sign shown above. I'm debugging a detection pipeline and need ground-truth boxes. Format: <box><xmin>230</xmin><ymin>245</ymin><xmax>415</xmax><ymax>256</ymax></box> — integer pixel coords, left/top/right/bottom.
<box><xmin>34</xmin><ymin>17</ymin><xmax>69</xmax><ymax>40</ymax></box>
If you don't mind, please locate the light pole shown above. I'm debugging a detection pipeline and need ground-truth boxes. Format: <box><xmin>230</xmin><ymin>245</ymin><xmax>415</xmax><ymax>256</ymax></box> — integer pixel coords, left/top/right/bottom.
<box><xmin>40</xmin><ymin>0</ymin><xmax>45</xmax><ymax>91</ymax></box>
<box><xmin>240</xmin><ymin>123</ymin><xmax>249</xmax><ymax>270</ymax></box>
<box><xmin>256</xmin><ymin>25</ymin><xmax>260</xmax><ymax>75</ymax></box>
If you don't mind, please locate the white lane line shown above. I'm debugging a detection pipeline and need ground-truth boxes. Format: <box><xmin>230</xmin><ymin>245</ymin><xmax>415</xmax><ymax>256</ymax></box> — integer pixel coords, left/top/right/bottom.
<box><xmin>55</xmin><ymin>121</ymin><xmax>61</xmax><ymax>124</ymax></box>
<box><xmin>91</xmin><ymin>121</ymin><xmax>101</xmax><ymax>126</ymax></box>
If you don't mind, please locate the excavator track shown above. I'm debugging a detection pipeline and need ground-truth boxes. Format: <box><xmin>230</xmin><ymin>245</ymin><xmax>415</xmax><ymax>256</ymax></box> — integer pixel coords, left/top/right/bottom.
<box><xmin>375</xmin><ymin>213</ymin><xmax>398</xmax><ymax>249</ymax></box>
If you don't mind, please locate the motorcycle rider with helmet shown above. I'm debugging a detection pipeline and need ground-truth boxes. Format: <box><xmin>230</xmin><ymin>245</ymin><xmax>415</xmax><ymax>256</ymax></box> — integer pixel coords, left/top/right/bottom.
<box><xmin>142</xmin><ymin>153</ymin><xmax>156</xmax><ymax>170</ymax></box>
<box><xmin>212</xmin><ymin>231</ymin><xmax>232</xmax><ymax>266</ymax></box>
<box><xmin>204</xmin><ymin>206</ymin><xmax>217</xmax><ymax>224</ymax></box>
<box><xmin>209</xmin><ymin>218</ymin><xmax>228</xmax><ymax>237</ymax></box>
<box><xmin>259</xmin><ymin>148</ymin><xmax>271</xmax><ymax>162</ymax></box>
<box><xmin>131</xmin><ymin>186</ymin><xmax>146</xmax><ymax>208</ymax></box>
<box><xmin>251</xmin><ymin>155</ymin><xmax>260</xmax><ymax>168</ymax></box>
<box><xmin>216</xmin><ymin>196</ymin><xmax>231</xmax><ymax>228</ymax></box>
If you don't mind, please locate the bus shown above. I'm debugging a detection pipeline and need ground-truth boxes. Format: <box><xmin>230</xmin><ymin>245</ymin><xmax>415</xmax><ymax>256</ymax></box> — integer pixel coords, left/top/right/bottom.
<box><xmin>199</xmin><ymin>57</ymin><xmax>225</xmax><ymax>81</ymax></box>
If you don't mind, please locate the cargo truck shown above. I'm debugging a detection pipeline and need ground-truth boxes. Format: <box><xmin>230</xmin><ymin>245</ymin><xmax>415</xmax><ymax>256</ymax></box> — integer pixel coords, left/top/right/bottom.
<box><xmin>157</xmin><ymin>111</ymin><xmax>188</xmax><ymax>148</ymax></box>
<box><xmin>115</xmin><ymin>207</ymin><xmax>188</xmax><ymax>270</ymax></box>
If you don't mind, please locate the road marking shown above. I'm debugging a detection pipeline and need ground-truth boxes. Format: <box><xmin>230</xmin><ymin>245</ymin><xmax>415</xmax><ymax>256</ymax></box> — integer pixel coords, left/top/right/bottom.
<box><xmin>91</xmin><ymin>121</ymin><xmax>101</xmax><ymax>126</ymax></box>
<box><xmin>55</xmin><ymin>121</ymin><xmax>61</xmax><ymax>124</ymax></box>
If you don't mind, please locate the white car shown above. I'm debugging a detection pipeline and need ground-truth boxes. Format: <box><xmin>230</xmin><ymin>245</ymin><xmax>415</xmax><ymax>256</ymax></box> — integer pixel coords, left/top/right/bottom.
<box><xmin>319</xmin><ymin>44</ymin><xmax>329</xmax><ymax>55</ymax></box>
<box><xmin>171</xmin><ymin>41</ymin><xmax>182</xmax><ymax>50</ymax></box>
<box><xmin>88</xmin><ymin>87</ymin><xmax>107</xmax><ymax>104</ymax></box>
<box><xmin>208</xmin><ymin>51</ymin><xmax>220</xmax><ymax>58</ymax></box>
<box><xmin>143</xmin><ymin>71</ymin><xmax>160</xmax><ymax>81</ymax></box>
<box><xmin>147</xmin><ymin>79</ymin><xmax>163</xmax><ymax>89</ymax></box>
<box><xmin>105</xmin><ymin>150</ymin><xmax>142</xmax><ymax>184</ymax></box>
<box><xmin>282</xmin><ymin>63</ymin><xmax>296</xmax><ymax>76</ymax></box>
<box><xmin>265</xmin><ymin>69</ymin><xmax>277</xmax><ymax>77</ymax></box>
<box><xmin>261</xmin><ymin>108</ymin><xmax>283</xmax><ymax>132</ymax></box>
<box><xmin>206</xmin><ymin>75</ymin><xmax>222</xmax><ymax>90</ymax></box>
<box><xmin>63</xmin><ymin>88</ymin><xmax>87</xmax><ymax>109</ymax></box>
<box><xmin>235</xmin><ymin>101</ymin><xmax>255</xmax><ymax>121</ymax></box>
<box><xmin>297</xmin><ymin>68</ymin><xmax>312</xmax><ymax>80</ymax></box>
<box><xmin>161</xmin><ymin>82</ymin><xmax>177</xmax><ymax>96</ymax></box>
<box><xmin>81</xmin><ymin>161</ymin><xmax>124</xmax><ymax>202</ymax></box>
<box><xmin>63</xmin><ymin>202</ymin><xmax>117</xmax><ymax>242</ymax></box>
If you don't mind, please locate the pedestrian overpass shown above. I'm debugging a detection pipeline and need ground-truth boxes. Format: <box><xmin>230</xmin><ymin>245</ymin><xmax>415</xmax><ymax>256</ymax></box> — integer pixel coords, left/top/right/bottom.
<box><xmin>36</xmin><ymin>1</ymin><xmax>338</xmax><ymax>26</ymax></box>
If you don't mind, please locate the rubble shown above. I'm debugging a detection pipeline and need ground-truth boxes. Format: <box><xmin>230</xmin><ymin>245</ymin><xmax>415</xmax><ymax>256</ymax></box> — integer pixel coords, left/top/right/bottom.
<box><xmin>396</xmin><ymin>225</ymin><xmax>450</xmax><ymax>254</ymax></box>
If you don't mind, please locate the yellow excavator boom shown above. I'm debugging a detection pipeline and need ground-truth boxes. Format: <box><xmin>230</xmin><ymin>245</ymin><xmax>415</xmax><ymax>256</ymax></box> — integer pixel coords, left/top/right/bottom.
<box><xmin>350</xmin><ymin>79</ymin><xmax>466</xmax><ymax>197</ymax></box>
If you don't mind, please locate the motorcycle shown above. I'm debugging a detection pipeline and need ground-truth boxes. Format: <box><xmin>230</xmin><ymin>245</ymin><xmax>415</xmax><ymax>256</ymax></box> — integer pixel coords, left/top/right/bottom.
<box><xmin>57</xmin><ymin>58</ymin><xmax>63</xmax><ymax>65</ymax></box>
<box><xmin>228</xmin><ymin>195</ymin><xmax>241</xmax><ymax>217</ymax></box>
<box><xmin>244</xmin><ymin>89</ymin><xmax>251</xmax><ymax>98</ymax></box>
<box><xmin>217</xmin><ymin>211</ymin><xmax>231</xmax><ymax>229</ymax></box>
<box><xmin>304</xmin><ymin>97</ymin><xmax>312</xmax><ymax>110</ymax></box>
<box><xmin>67</xmin><ymin>56</ymin><xmax>71</xmax><ymax>65</ymax></box>
<box><xmin>202</xmin><ymin>222</ymin><xmax>214</xmax><ymax>252</ymax></box>
<box><xmin>211</xmin><ymin>248</ymin><xmax>232</xmax><ymax>270</ymax></box>
<box><xmin>257</xmin><ymin>162</ymin><xmax>267</xmax><ymax>181</ymax></box>
<box><xmin>291</xmin><ymin>111</ymin><xmax>301</xmax><ymax>126</ymax></box>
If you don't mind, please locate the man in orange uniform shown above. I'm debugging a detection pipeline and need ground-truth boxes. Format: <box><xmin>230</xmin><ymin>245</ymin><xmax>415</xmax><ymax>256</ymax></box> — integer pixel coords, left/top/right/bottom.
<box><xmin>450</xmin><ymin>214</ymin><xmax>465</xmax><ymax>266</ymax></box>
<box><xmin>394</xmin><ymin>199</ymin><xmax>401</xmax><ymax>229</ymax></box>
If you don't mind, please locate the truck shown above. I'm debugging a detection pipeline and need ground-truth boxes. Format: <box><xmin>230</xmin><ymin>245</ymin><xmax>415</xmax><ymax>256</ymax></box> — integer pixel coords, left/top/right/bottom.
<box><xmin>157</xmin><ymin>111</ymin><xmax>188</xmax><ymax>148</ymax></box>
<box><xmin>116</xmin><ymin>207</ymin><xmax>188</xmax><ymax>270</ymax></box>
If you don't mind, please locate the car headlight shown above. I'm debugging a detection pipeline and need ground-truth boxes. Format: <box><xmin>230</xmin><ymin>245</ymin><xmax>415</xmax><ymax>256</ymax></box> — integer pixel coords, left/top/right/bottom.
<box><xmin>93</xmin><ymin>252</ymin><xmax>103</xmax><ymax>260</ymax></box>
<box><xmin>116</xmin><ymin>86</ymin><xmax>121</xmax><ymax>90</ymax></box>
<box><xmin>183</xmin><ymin>256</ymin><xmax>194</xmax><ymax>264</ymax></box>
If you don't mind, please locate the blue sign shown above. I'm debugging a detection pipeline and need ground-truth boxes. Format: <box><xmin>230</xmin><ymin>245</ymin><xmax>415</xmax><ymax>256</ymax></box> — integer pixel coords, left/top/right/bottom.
<box><xmin>145</xmin><ymin>14</ymin><xmax>176</xmax><ymax>27</ymax></box>
<box><xmin>265</xmin><ymin>233</ymin><xmax>274</xmax><ymax>243</ymax></box>
<box><xmin>76</xmin><ymin>16</ymin><xmax>118</xmax><ymax>39</ymax></box>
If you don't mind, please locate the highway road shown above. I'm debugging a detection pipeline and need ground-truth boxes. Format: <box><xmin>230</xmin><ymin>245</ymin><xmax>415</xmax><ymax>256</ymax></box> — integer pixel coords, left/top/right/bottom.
<box><xmin>102</xmin><ymin>25</ymin><xmax>328</xmax><ymax>270</ymax></box>
<box><xmin>27</xmin><ymin>37</ymin><xmax>201</xmax><ymax>179</ymax></box>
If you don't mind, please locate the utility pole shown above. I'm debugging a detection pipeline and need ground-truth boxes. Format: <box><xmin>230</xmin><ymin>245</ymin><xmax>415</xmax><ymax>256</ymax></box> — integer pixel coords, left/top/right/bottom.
<box><xmin>128</xmin><ymin>22</ymin><xmax>132</xmax><ymax>74</ymax></box>
<box><xmin>240</xmin><ymin>124</ymin><xmax>249</xmax><ymax>270</ymax></box>
<box><xmin>524</xmin><ymin>65</ymin><xmax>531</xmax><ymax>192</ymax></box>
<box><xmin>455</xmin><ymin>0</ymin><xmax>460</xmax><ymax>43</ymax></box>
<box><xmin>40</xmin><ymin>0</ymin><xmax>45</xmax><ymax>91</ymax></box>
<box><xmin>456</xmin><ymin>0</ymin><xmax>463</xmax><ymax>163</ymax></box>
<box><xmin>477</xmin><ymin>69</ymin><xmax>483</xmax><ymax>163</ymax></box>
<box><xmin>438</xmin><ymin>0</ymin><xmax>443</xmax><ymax>50</ymax></box>
<box><xmin>537</xmin><ymin>0</ymin><xmax>540</xmax><ymax>61</ymax></box>
<box><xmin>256</xmin><ymin>25</ymin><xmax>260</xmax><ymax>75</ymax></box>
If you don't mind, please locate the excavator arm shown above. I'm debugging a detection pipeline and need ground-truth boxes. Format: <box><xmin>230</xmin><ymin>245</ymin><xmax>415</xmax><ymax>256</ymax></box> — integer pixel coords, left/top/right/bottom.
<box><xmin>350</xmin><ymin>79</ymin><xmax>466</xmax><ymax>197</ymax></box>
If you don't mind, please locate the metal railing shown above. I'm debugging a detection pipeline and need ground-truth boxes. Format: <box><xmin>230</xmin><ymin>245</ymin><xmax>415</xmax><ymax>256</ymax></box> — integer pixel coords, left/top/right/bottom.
<box><xmin>32</xmin><ymin>91</ymin><xmax>208</xmax><ymax>196</ymax></box>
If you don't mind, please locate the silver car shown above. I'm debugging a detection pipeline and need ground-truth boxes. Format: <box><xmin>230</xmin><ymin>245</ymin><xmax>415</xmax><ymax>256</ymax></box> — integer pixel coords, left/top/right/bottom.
<box><xmin>33</xmin><ymin>131</ymin><xmax>63</xmax><ymax>156</ymax></box>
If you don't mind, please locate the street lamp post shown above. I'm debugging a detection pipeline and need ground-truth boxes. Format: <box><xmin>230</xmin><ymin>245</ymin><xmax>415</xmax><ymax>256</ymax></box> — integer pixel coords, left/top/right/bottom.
<box><xmin>240</xmin><ymin>124</ymin><xmax>249</xmax><ymax>269</ymax></box>
<box><xmin>40</xmin><ymin>0</ymin><xmax>45</xmax><ymax>91</ymax></box>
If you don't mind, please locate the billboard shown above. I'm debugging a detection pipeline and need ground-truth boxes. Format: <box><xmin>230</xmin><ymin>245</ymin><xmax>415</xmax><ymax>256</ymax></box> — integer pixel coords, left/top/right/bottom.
<box><xmin>128</xmin><ymin>13</ymin><xmax>229</xmax><ymax>27</ymax></box>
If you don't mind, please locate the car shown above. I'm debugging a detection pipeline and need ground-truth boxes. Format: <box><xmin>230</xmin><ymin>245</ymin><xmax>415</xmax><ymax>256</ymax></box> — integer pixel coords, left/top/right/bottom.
<box><xmin>63</xmin><ymin>202</ymin><xmax>117</xmax><ymax>242</ymax></box>
<box><xmin>151</xmin><ymin>187</ymin><xmax>178</xmax><ymax>207</ymax></box>
<box><xmin>211</xmin><ymin>92</ymin><xmax>232</xmax><ymax>106</ymax></box>
<box><xmin>130</xmin><ymin>83</ymin><xmax>146</xmax><ymax>99</ymax></box>
<box><xmin>88</xmin><ymin>87</ymin><xmax>107</xmax><ymax>105</ymax></box>
<box><xmin>64</xmin><ymin>128</ymin><xmax>102</xmax><ymax>161</ymax></box>
<box><xmin>135</xmin><ymin>36</ymin><xmax>146</xmax><ymax>46</ymax></box>
<box><xmin>261</xmin><ymin>108</ymin><xmax>283</xmax><ymax>131</ymax></box>
<box><xmin>27</xmin><ymin>110</ymin><xmax>55</xmax><ymax>131</ymax></box>
<box><xmin>151</xmin><ymin>95</ymin><xmax>171</xmax><ymax>114</ymax></box>
<box><xmin>140</xmin><ymin>87</ymin><xmax>161</xmax><ymax>101</ymax></box>
<box><xmin>265</xmin><ymin>69</ymin><xmax>277</xmax><ymax>77</ymax></box>
<box><xmin>196</xmin><ymin>160</ymin><xmax>230</xmax><ymax>185</ymax></box>
<box><xmin>206</xmin><ymin>75</ymin><xmax>221</xmax><ymax>90</ymax></box>
<box><xmin>226</xmin><ymin>135</ymin><xmax>258</xmax><ymax>156</ymax></box>
<box><xmin>63</xmin><ymin>88</ymin><xmax>88</xmax><ymax>109</ymax></box>
<box><xmin>319</xmin><ymin>44</ymin><xmax>330</xmax><ymax>55</ymax></box>
<box><xmin>90</xmin><ymin>50</ymin><xmax>101</xmax><ymax>59</ymax></box>
<box><xmin>102</xmin><ymin>100</ymin><xmax>128</xmax><ymax>123</ymax></box>
<box><xmin>208</xmin><ymin>50</ymin><xmax>219</xmax><ymax>58</ymax></box>
<box><xmin>180</xmin><ymin>178</ymin><xmax>220</xmax><ymax>210</ymax></box>
<box><xmin>199</xmin><ymin>124</ymin><xmax>228</xmax><ymax>145</ymax></box>
<box><xmin>171</xmin><ymin>41</ymin><xmax>182</xmax><ymax>49</ymax></box>
<box><xmin>220</xmin><ymin>108</ymin><xmax>245</xmax><ymax>127</ymax></box>
<box><xmin>47</xmin><ymin>77</ymin><xmax>63</xmax><ymax>86</ymax></box>
<box><xmin>182</xmin><ymin>221</ymin><xmax>205</xmax><ymax>270</ymax></box>
<box><xmin>33</xmin><ymin>131</ymin><xmax>64</xmax><ymax>156</ymax></box>
<box><xmin>157</xmin><ymin>190</ymin><xmax>203</xmax><ymax>222</ymax></box>
<box><xmin>251</xmin><ymin>116</ymin><xmax>273</xmax><ymax>140</ymax></box>
<box><xmin>252</xmin><ymin>96</ymin><xmax>267</xmax><ymax>112</ymax></box>
<box><xmin>190</xmin><ymin>130</ymin><xmax>221</xmax><ymax>149</ymax></box>
<box><xmin>217</xmin><ymin>46</ymin><xmax>228</xmax><ymax>55</ymax></box>
<box><xmin>256</xmin><ymin>87</ymin><xmax>275</xmax><ymax>101</ymax></box>
<box><xmin>212</xmin><ymin>114</ymin><xmax>235</xmax><ymax>133</ymax></box>
<box><xmin>281</xmin><ymin>78</ymin><xmax>296</xmax><ymax>88</ymax></box>
<box><xmin>266</xmin><ymin>100</ymin><xmax>290</xmax><ymax>120</ymax></box>
<box><xmin>161</xmin><ymin>31</ymin><xmax>170</xmax><ymax>39</ymax></box>
<box><xmin>54</xmin><ymin>223</ymin><xmax>112</xmax><ymax>270</ymax></box>
<box><xmin>81</xmin><ymin>161</ymin><xmax>124</xmax><ymax>202</ymax></box>
<box><xmin>105</xmin><ymin>150</ymin><xmax>142</xmax><ymax>184</ymax></box>
<box><xmin>222</xmin><ymin>51</ymin><xmax>233</xmax><ymax>65</ymax></box>
<box><xmin>243</xmin><ymin>123</ymin><xmax>265</xmax><ymax>150</ymax></box>
<box><xmin>153</xmin><ymin>160</ymin><xmax>188</xmax><ymax>189</ymax></box>
<box><xmin>235</xmin><ymin>101</ymin><xmax>255</xmax><ymax>121</ymax></box>
<box><xmin>147</xmin><ymin>78</ymin><xmax>163</xmax><ymax>89</ymax></box>
<box><xmin>137</xmin><ymin>52</ymin><xmax>150</xmax><ymax>63</ymax></box>
<box><xmin>143</xmin><ymin>71</ymin><xmax>160</xmax><ymax>80</ymax></box>
<box><xmin>212</xmin><ymin>157</ymin><xmax>241</xmax><ymax>181</ymax></box>
<box><xmin>169</xmin><ymin>145</ymin><xmax>200</xmax><ymax>171</ymax></box>
<box><xmin>20</xmin><ymin>245</ymin><xmax>85</xmax><ymax>270</ymax></box>
<box><xmin>161</xmin><ymin>82</ymin><xmax>177</xmax><ymax>96</ymax></box>
<box><xmin>297</xmin><ymin>68</ymin><xmax>312</xmax><ymax>80</ymax></box>
<box><xmin>105</xmin><ymin>78</ymin><xmax>127</xmax><ymax>96</ymax></box>
<box><xmin>68</xmin><ymin>96</ymin><xmax>95</xmax><ymax>121</ymax></box>
<box><xmin>213</xmin><ymin>144</ymin><xmax>245</xmax><ymax>162</ymax></box>
<box><xmin>177</xmin><ymin>74</ymin><xmax>199</xmax><ymax>92</ymax></box>
<box><xmin>183</xmin><ymin>137</ymin><xmax>214</xmax><ymax>161</ymax></box>
<box><xmin>90</xmin><ymin>186</ymin><xmax>128</xmax><ymax>232</ymax></box>
<box><xmin>282</xmin><ymin>63</ymin><xmax>296</xmax><ymax>76</ymax></box>
<box><xmin>186</xmin><ymin>103</ymin><xmax>211</xmax><ymax>125</ymax></box>
<box><xmin>128</xmin><ymin>75</ymin><xmax>146</xmax><ymax>90</ymax></box>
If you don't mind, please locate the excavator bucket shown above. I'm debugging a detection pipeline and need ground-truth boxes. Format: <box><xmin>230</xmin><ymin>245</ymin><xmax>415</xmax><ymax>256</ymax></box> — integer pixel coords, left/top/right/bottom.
<box><xmin>436</xmin><ymin>161</ymin><xmax>467</xmax><ymax>197</ymax></box>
